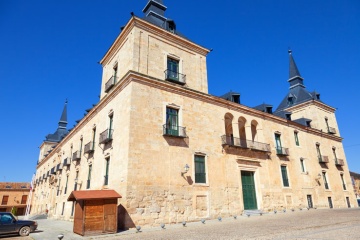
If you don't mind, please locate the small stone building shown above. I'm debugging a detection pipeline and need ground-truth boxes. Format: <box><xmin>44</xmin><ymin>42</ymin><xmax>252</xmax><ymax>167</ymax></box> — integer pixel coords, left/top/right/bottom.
<box><xmin>31</xmin><ymin>0</ymin><xmax>356</xmax><ymax>229</ymax></box>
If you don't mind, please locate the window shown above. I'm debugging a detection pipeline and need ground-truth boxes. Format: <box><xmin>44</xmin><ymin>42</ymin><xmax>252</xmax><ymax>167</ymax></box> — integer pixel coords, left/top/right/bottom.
<box><xmin>92</xmin><ymin>127</ymin><xmax>96</xmax><ymax>149</ymax></box>
<box><xmin>167</xmin><ymin>58</ymin><xmax>179</xmax><ymax>81</ymax></box>
<box><xmin>287</xmin><ymin>96</ymin><xmax>294</xmax><ymax>105</ymax></box>
<box><xmin>21</xmin><ymin>195</ymin><xmax>27</xmax><ymax>204</ymax></box>
<box><xmin>300</xmin><ymin>158</ymin><xmax>305</xmax><ymax>173</ymax></box>
<box><xmin>79</xmin><ymin>138</ymin><xmax>83</xmax><ymax>155</ymax></box>
<box><xmin>275</xmin><ymin>133</ymin><xmax>282</xmax><ymax>154</ymax></box>
<box><xmin>71</xmin><ymin>202</ymin><xmax>75</xmax><ymax>216</ymax></box>
<box><xmin>165</xmin><ymin>107</ymin><xmax>179</xmax><ymax>136</ymax></box>
<box><xmin>194</xmin><ymin>155</ymin><xmax>206</xmax><ymax>184</ymax></box>
<box><xmin>104</xmin><ymin>158</ymin><xmax>110</xmax><ymax>186</ymax></box>
<box><xmin>87</xmin><ymin>164</ymin><xmax>92</xmax><ymax>189</ymax></box>
<box><xmin>74</xmin><ymin>171</ymin><xmax>79</xmax><ymax>191</ymax></box>
<box><xmin>109</xmin><ymin>114</ymin><xmax>113</xmax><ymax>136</ymax></box>
<box><xmin>322</xmin><ymin>172</ymin><xmax>329</xmax><ymax>190</ymax></box>
<box><xmin>61</xmin><ymin>202</ymin><xmax>65</xmax><ymax>215</ymax></box>
<box><xmin>325</xmin><ymin>117</ymin><xmax>329</xmax><ymax>131</ymax></box>
<box><xmin>316</xmin><ymin>144</ymin><xmax>322</xmax><ymax>160</ymax></box>
<box><xmin>64</xmin><ymin>175</ymin><xmax>69</xmax><ymax>195</ymax></box>
<box><xmin>332</xmin><ymin>148</ymin><xmax>338</xmax><ymax>163</ymax></box>
<box><xmin>281</xmin><ymin>165</ymin><xmax>289</xmax><ymax>187</ymax></box>
<box><xmin>113</xmin><ymin>65</ymin><xmax>118</xmax><ymax>83</ymax></box>
<box><xmin>340</xmin><ymin>174</ymin><xmax>346</xmax><ymax>190</ymax></box>
<box><xmin>294</xmin><ymin>131</ymin><xmax>299</xmax><ymax>146</ymax></box>
<box><xmin>1</xmin><ymin>195</ymin><xmax>9</xmax><ymax>205</ymax></box>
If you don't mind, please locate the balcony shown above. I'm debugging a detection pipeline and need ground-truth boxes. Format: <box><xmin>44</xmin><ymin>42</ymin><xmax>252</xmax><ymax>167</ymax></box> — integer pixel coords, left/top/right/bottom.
<box><xmin>221</xmin><ymin>135</ymin><xmax>271</xmax><ymax>152</ymax></box>
<box><xmin>335</xmin><ymin>159</ymin><xmax>344</xmax><ymax>166</ymax></box>
<box><xmin>163</xmin><ymin>124</ymin><xmax>187</xmax><ymax>138</ymax></box>
<box><xmin>84</xmin><ymin>141</ymin><xmax>95</xmax><ymax>154</ymax></box>
<box><xmin>63</xmin><ymin>158</ymin><xmax>70</xmax><ymax>167</ymax></box>
<box><xmin>104</xmin><ymin>76</ymin><xmax>118</xmax><ymax>93</ymax></box>
<box><xmin>164</xmin><ymin>69</ymin><xmax>186</xmax><ymax>85</ymax></box>
<box><xmin>51</xmin><ymin>167</ymin><xmax>56</xmax><ymax>175</ymax></box>
<box><xmin>276</xmin><ymin>147</ymin><xmax>289</xmax><ymax>156</ymax></box>
<box><xmin>328</xmin><ymin>127</ymin><xmax>336</xmax><ymax>134</ymax></box>
<box><xmin>318</xmin><ymin>155</ymin><xmax>329</xmax><ymax>163</ymax></box>
<box><xmin>56</xmin><ymin>163</ymin><xmax>63</xmax><ymax>172</ymax></box>
<box><xmin>99</xmin><ymin>129</ymin><xmax>113</xmax><ymax>144</ymax></box>
<box><xmin>72</xmin><ymin>151</ymin><xmax>81</xmax><ymax>161</ymax></box>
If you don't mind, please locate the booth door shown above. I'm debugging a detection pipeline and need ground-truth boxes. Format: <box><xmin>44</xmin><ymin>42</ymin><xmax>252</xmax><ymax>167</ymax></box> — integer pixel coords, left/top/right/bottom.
<box><xmin>104</xmin><ymin>199</ymin><xmax>117</xmax><ymax>233</ymax></box>
<box><xmin>84</xmin><ymin>200</ymin><xmax>104</xmax><ymax>234</ymax></box>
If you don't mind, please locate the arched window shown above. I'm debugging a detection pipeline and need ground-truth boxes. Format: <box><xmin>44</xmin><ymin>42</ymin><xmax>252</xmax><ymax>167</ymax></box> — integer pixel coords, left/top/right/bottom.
<box><xmin>224</xmin><ymin>113</ymin><xmax>234</xmax><ymax>145</ymax></box>
<box><xmin>238</xmin><ymin>117</ymin><xmax>247</xmax><ymax>144</ymax></box>
<box><xmin>251</xmin><ymin>120</ymin><xmax>258</xmax><ymax>142</ymax></box>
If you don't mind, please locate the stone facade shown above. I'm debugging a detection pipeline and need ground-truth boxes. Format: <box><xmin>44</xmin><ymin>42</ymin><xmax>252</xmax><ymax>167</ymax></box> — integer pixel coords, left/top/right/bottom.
<box><xmin>31</xmin><ymin>9</ymin><xmax>356</xmax><ymax>229</ymax></box>
<box><xmin>350</xmin><ymin>171</ymin><xmax>360</xmax><ymax>199</ymax></box>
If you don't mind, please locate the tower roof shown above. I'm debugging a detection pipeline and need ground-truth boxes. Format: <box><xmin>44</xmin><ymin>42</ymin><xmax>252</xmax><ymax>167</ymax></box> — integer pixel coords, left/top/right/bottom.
<box><xmin>45</xmin><ymin>100</ymin><xmax>69</xmax><ymax>143</ymax></box>
<box><xmin>275</xmin><ymin>50</ymin><xmax>322</xmax><ymax>112</ymax></box>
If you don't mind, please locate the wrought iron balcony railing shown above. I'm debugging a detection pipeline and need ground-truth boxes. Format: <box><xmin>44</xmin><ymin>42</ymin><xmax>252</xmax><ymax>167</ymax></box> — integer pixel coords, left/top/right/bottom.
<box><xmin>221</xmin><ymin>135</ymin><xmax>271</xmax><ymax>152</ymax></box>
<box><xmin>104</xmin><ymin>76</ymin><xmax>118</xmax><ymax>93</ymax></box>
<box><xmin>84</xmin><ymin>141</ymin><xmax>95</xmax><ymax>154</ymax></box>
<box><xmin>164</xmin><ymin>69</ymin><xmax>186</xmax><ymax>85</ymax></box>
<box><xmin>328</xmin><ymin>126</ymin><xmax>336</xmax><ymax>134</ymax></box>
<box><xmin>72</xmin><ymin>151</ymin><xmax>81</xmax><ymax>161</ymax></box>
<box><xmin>99</xmin><ymin>129</ymin><xmax>113</xmax><ymax>144</ymax></box>
<box><xmin>56</xmin><ymin>163</ymin><xmax>63</xmax><ymax>172</ymax></box>
<box><xmin>318</xmin><ymin>155</ymin><xmax>329</xmax><ymax>163</ymax></box>
<box><xmin>276</xmin><ymin>147</ymin><xmax>289</xmax><ymax>156</ymax></box>
<box><xmin>335</xmin><ymin>158</ymin><xmax>344</xmax><ymax>166</ymax></box>
<box><xmin>163</xmin><ymin>124</ymin><xmax>187</xmax><ymax>138</ymax></box>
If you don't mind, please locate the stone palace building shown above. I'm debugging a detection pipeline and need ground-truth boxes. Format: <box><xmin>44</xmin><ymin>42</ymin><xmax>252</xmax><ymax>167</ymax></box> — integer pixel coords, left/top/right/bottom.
<box><xmin>31</xmin><ymin>0</ymin><xmax>356</xmax><ymax>229</ymax></box>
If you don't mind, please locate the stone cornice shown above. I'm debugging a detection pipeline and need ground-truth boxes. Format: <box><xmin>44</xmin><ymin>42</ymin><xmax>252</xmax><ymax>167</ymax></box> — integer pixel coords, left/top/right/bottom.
<box><xmin>100</xmin><ymin>16</ymin><xmax>210</xmax><ymax>66</ymax></box>
<box><xmin>286</xmin><ymin>100</ymin><xmax>336</xmax><ymax>113</ymax></box>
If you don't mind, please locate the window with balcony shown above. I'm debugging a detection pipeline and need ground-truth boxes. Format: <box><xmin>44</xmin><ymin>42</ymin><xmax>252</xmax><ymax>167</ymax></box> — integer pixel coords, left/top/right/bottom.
<box><xmin>317</xmin><ymin>144</ymin><xmax>329</xmax><ymax>163</ymax></box>
<box><xmin>105</xmin><ymin>65</ymin><xmax>118</xmax><ymax>93</ymax></box>
<box><xmin>322</xmin><ymin>172</ymin><xmax>329</xmax><ymax>190</ymax></box>
<box><xmin>84</xmin><ymin>128</ymin><xmax>96</xmax><ymax>154</ymax></box>
<box><xmin>281</xmin><ymin>165</ymin><xmax>289</xmax><ymax>187</ymax></box>
<box><xmin>275</xmin><ymin>133</ymin><xmax>289</xmax><ymax>155</ymax></box>
<box><xmin>165</xmin><ymin>57</ymin><xmax>186</xmax><ymax>84</ymax></box>
<box><xmin>294</xmin><ymin>131</ymin><xmax>300</xmax><ymax>146</ymax></box>
<box><xmin>195</xmin><ymin>155</ymin><xmax>206</xmax><ymax>184</ymax></box>
<box><xmin>87</xmin><ymin>164</ymin><xmax>92</xmax><ymax>189</ymax></box>
<box><xmin>1</xmin><ymin>195</ymin><xmax>9</xmax><ymax>205</ymax></box>
<box><xmin>163</xmin><ymin>107</ymin><xmax>186</xmax><ymax>137</ymax></box>
<box><xmin>74</xmin><ymin>171</ymin><xmax>79</xmax><ymax>191</ymax></box>
<box><xmin>100</xmin><ymin>115</ymin><xmax>114</xmax><ymax>144</ymax></box>
<box><xmin>325</xmin><ymin>117</ymin><xmax>336</xmax><ymax>134</ymax></box>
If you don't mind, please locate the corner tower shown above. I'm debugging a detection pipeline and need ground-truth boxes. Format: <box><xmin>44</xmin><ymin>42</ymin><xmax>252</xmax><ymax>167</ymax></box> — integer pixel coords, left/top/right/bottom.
<box><xmin>275</xmin><ymin>51</ymin><xmax>339</xmax><ymax>135</ymax></box>
<box><xmin>99</xmin><ymin>0</ymin><xmax>210</xmax><ymax>99</ymax></box>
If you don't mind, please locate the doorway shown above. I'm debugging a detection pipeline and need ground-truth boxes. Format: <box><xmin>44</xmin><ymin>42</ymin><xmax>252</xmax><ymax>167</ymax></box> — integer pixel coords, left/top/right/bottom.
<box><xmin>307</xmin><ymin>195</ymin><xmax>313</xmax><ymax>208</ymax></box>
<box><xmin>241</xmin><ymin>171</ymin><xmax>257</xmax><ymax>210</ymax></box>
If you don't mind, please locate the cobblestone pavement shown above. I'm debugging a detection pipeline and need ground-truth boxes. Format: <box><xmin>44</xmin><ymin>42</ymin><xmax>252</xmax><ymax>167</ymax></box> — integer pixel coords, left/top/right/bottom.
<box><xmin>1</xmin><ymin>208</ymin><xmax>358</xmax><ymax>240</ymax></box>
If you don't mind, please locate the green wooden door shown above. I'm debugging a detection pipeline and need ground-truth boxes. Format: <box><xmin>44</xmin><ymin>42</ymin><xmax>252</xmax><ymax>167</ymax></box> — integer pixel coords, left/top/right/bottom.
<box><xmin>241</xmin><ymin>171</ymin><xmax>257</xmax><ymax>210</ymax></box>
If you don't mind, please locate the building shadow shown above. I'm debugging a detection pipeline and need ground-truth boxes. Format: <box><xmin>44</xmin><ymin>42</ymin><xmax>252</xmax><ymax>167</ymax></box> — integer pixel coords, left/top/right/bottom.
<box><xmin>117</xmin><ymin>204</ymin><xmax>135</xmax><ymax>230</ymax></box>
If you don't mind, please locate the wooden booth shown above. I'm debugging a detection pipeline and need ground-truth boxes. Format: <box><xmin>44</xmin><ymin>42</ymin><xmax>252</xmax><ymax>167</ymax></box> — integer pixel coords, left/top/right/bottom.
<box><xmin>67</xmin><ymin>190</ymin><xmax>122</xmax><ymax>236</ymax></box>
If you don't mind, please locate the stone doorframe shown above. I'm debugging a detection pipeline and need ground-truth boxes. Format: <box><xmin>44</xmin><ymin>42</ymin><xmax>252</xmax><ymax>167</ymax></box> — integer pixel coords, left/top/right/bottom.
<box><xmin>236</xmin><ymin>158</ymin><xmax>262</xmax><ymax>211</ymax></box>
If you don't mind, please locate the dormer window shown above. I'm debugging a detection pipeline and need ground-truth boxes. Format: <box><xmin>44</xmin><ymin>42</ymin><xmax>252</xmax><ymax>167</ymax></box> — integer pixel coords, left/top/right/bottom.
<box><xmin>167</xmin><ymin>20</ymin><xmax>176</xmax><ymax>33</ymax></box>
<box><xmin>316</xmin><ymin>93</ymin><xmax>320</xmax><ymax>100</ymax></box>
<box><xmin>266</xmin><ymin>107</ymin><xmax>273</xmax><ymax>114</ymax></box>
<box><xmin>232</xmin><ymin>95</ymin><xmax>240</xmax><ymax>104</ymax></box>
<box><xmin>306</xmin><ymin>120</ymin><xmax>311</xmax><ymax>127</ymax></box>
<box><xmin>285</xmin><ymin>113</ymin><xmax>291</xmax><ymax>120</ymax></box>
<box><xmin>287</xmin><ymin>96</ymin><xmax>294</xmax><ymax>105</ymax></box>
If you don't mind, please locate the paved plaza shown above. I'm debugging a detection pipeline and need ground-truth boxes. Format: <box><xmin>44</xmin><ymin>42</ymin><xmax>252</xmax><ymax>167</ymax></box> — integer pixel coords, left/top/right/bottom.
<box><xmin>0</xmin><ymin>208</ymin><xmax>359</xmax><ymax>240</ymax></box>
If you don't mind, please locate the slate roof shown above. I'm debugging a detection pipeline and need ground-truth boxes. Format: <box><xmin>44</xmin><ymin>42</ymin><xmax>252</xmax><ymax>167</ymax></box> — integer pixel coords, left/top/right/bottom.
<box><xmin>275</xmin><ymin>51</ymin><xmax>322</xmax><ymax>112</ymax></box>
<box><xmin>253</xmin><ymin>103</ymin><xmax>273</xmax><ymax>113</ymax></box>
<box><xmin>220</xmin><ymin>91</ymin><xmax>241</xmax><ymax>103</ymax></box>
<box><xmin>45</xmin><ymin>101</ymin><xmax>69</xmax><ymax>143</ymax></box>
<box><xmin>293</xmin><ymin>117</ymin><xmax>312</xmax><ymax>127</ymax></box>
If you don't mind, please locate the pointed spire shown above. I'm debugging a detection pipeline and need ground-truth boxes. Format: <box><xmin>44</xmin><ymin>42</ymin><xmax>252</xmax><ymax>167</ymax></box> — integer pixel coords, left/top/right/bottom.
<box><xmin>288</xmin><ymin>50</ymin><xmax>301</xmax><ymax>79</ymax></box>
<box><xmin>58</xmin><ymin>100</ymin><xmax>68</xmax><ymax>129</ymax></box>
<box><xmin>287</xmin><ymin>50</ymin><xmax>305</xmax><ymax>89</ymax></box>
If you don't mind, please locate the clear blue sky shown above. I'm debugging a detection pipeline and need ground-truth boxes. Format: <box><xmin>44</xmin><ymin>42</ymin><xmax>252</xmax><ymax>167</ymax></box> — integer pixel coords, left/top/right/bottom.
<box><xmin>1</xmin><ymin>0</ymin><xmax>359</xmax><ymax>182</ymax></box>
